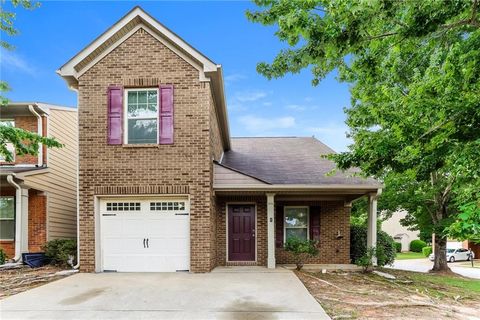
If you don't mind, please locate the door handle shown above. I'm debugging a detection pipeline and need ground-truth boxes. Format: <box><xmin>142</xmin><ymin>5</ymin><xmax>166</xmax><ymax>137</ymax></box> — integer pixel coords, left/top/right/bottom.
<box><xmin>143</xmin><ymin>238</ymin><xmax>146</xmax><ymax>248</ymax></box>
<box><xmin>146</xmin><ymin>238</ymin><xmax>149</xmax><ymax>248</ymax></box>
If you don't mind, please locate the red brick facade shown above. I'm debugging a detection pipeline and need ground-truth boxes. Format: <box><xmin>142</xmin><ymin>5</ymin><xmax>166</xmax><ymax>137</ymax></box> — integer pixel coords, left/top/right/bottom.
<box><xmin>0</xmin><ymin>187</ymin><xmax>47</xmax><ymax>259</ymax></box>
<box><xmin>77</xmin><ymin>28</ymin><xmax>216</xmax><ymax>272</ymax></box>
<box><xmin>215</xmin><ymin>197</ymin><xmax>351</xmax><ymax>266</ymax></box>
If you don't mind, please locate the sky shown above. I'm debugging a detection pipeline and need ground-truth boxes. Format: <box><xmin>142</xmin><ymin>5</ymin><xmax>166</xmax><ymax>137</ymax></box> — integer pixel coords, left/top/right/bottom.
<box><xmin>1</xmin><ymin>1</ymin><xmax>352</xmax><ymax>152</ymax></box>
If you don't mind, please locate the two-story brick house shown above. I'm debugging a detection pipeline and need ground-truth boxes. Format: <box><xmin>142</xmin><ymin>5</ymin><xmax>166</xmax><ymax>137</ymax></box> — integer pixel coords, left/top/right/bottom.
<box><xmin>57</xmin><ymin>7</ymin><xmax>381</xmax><ymax>273</ymax></box>
<box><xmin>0</xmin><ymin>103</ymin><xmax>77</xmax><ymax>260</ymax></box>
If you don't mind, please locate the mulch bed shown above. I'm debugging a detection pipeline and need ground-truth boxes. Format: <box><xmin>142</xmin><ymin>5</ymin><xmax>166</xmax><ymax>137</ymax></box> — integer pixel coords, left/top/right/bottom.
<box><xmin>0</xmin><ymin>265</ymin><xmax>72</xmax><ymax>299</ymax></box>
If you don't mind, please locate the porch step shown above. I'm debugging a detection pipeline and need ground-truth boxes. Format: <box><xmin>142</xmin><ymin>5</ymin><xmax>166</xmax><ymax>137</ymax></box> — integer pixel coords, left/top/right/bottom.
<box><xmin>225</xmin><ymin>261</ymin><xmax>258</xmax><ymax>266</ymax></box>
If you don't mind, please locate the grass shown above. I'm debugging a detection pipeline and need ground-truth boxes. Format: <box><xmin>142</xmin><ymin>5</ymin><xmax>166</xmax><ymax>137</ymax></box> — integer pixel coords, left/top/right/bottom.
<box><xmin>396</xmin><ymin>251</ymin><xmax>426</xmax><ymax>260</ymax></box>
<box><xmin>406</xmin><ymin>271</ymin><xmax>480</xmax><ymax>293</ymax></box>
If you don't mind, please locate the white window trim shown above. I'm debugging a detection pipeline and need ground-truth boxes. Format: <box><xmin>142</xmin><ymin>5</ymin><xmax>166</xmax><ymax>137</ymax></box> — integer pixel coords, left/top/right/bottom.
<box><xmin>123</xmin><ymin>88</ymin><xmax>159</xmax><ymax>145</ymax></box>
<box><xmin>0</xmin><ymin>196</ymin><xmax>15</xmax><ymax>241</ymax></box>
<box><xmin>0</xmin><ymin>120</ymin><xmax>15</xmax><ymax>163</ymax></box>
<box><xmin>284</xmin><ymin>206</ymin><xmax>309</xmax><ymax>243</ymax></box>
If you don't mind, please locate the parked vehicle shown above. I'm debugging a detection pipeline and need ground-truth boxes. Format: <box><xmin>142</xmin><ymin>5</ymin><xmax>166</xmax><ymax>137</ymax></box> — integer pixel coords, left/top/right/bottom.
<box><xmin>429</xmin><ymin>248</ymin><xmax>475</xmax><ymax>262</ymax></box>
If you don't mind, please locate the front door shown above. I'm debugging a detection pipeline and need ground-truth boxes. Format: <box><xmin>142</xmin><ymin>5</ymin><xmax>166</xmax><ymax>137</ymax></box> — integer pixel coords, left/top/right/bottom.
<box><xmin>228</xmin><ymin>205</ymin><xmax>255</xmax><ymax>261</ymax></box>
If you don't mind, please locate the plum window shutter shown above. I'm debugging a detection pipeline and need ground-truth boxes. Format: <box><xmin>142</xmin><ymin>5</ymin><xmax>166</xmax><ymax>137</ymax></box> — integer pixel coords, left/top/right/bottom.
<box><xmin>107</xmin><ymin>86</ymin><xmax>123</xmax><ymax>145</ymax></box>
<box><xmin>159</xmin><ymin>84</ymin><xmax>174</xmax><ymax>144</ymax></box>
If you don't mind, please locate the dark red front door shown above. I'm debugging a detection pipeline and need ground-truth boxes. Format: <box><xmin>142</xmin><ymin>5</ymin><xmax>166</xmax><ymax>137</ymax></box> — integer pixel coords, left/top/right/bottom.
<box><xmin>228</xmin><ymin>205</ymin><xmax>255</xmax><ymax>261</ymax></box>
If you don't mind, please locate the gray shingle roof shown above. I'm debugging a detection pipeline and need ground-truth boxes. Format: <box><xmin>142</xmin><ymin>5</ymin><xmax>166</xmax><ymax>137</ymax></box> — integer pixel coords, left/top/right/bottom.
<box><xmin>221</xmin><ymin>137</ymin><xmax>378</xmax><ymax>186</ymax></box>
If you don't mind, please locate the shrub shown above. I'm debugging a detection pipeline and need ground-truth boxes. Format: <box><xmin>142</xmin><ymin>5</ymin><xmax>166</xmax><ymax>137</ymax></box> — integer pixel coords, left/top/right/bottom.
<box><xmin>0</xmin><ymin>248</ymin><xmax>7</xmax><ymax>265</ymax></box>
<box><xmin>395</xmin><ymin>242</ymin><xmax>402</xmax><ymax>253</ymax></box>
<box><xmin>422</xmin><ymin>246</ymin><xmax>432</xmax><ymax>257</ymax></box>
<box><xmin>43</xmin><ymin>239</ymin><xmax>77</xmax><ymax>267</ymax></box>
<box><xmin>356</xmin><ymin>247</ymin><xmax>377</xmax><ymax>272</ymax></box>
<box><xmin>410</xmin><ymin>239</ymin><xmax>427</xmax><ymax>253</ymax></box>
<box><xmin>284</xmin><ymin>237</ymin><xmax>319</xmax><ymax>270</ymax></box>
<box><xmin>350</xmin><ymin>225</ymin><xmax>396</xmax><ymax>266</ymax></box>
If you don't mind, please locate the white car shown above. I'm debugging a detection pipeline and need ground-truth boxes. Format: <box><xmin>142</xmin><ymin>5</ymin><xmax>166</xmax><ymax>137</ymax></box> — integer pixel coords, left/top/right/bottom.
<box><xmin>429</xmin><ymin>248</ymin><xmax>475</xmax><ymax>262</ymax></box>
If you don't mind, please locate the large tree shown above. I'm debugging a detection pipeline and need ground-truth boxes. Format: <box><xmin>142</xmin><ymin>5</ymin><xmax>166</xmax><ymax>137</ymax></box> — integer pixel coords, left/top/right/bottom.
<box><xmin>0</xmin><ymin>0</ymin><xmax>61</xmax><ymax>161</ymax></box>
<box><xmin>247</xmin><ymin>0</ymin><xmax>480</xmax><ymax>271</ymax></box>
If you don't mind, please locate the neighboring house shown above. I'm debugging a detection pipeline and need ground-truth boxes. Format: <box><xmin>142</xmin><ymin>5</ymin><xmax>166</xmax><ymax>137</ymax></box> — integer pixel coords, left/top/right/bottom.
<box><xmin>0</xmin><ymin>103</ymin><xmax>77</xmax><ymax>260</ymax></box>
<box><xmin>381</xmin><ymin>211</ymin><xmax>420</xmax><ymax>252</ymax></box>
<box><xmin>57</xmin><ymin>7</ymin><xmax>381</xmax><ymax>273</ymax></box>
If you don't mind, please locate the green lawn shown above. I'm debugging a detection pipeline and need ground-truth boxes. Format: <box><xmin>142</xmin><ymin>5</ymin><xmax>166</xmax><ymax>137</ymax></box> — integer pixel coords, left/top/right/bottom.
<box><xmin>406</xmin><ymin>271</ymin><xmax>480</xmax><ymax>294</ymax></box>
<box><xmin>396</xmin><ymin>251</ymin><xmax>426</xmax><ymax>260</ymax></box>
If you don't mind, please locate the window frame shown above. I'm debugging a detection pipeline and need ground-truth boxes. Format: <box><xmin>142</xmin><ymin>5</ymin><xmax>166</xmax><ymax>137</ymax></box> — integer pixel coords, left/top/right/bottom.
<box><xmin>0</xmin><ymin>120</ymin><xmax>15</xmax><ymax>162</ymax></box>
<box><xmin>0</xmin><ymin>196</ymin><xmax>15</xmax><ymax>241</ymax></box>
<box><xmin>123</xmin><ymin>88</ymin><xmax>159</xmax><ymax>145</ymax></box>
<box><xmin>284</xmin><ymin>206</ymin><xmax>309</xmax><ymax>243</ymax></box>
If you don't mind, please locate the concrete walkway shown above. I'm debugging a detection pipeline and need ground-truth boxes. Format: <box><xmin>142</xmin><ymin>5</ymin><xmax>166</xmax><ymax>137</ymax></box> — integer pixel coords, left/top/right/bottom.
<box><xmin>386</xmin><ymin>258</ymin><xmax>480</xmax><ymax>279</ymax></box>
<box><xmin>0</xmin><ymin>268</ymin><xmax>330</xmax><ymax>320</ymax></box>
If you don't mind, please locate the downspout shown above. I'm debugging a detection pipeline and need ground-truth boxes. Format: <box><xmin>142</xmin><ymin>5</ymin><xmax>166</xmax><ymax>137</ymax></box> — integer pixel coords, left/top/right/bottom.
<box><xmin>7</xmin><ymin>175</ymin><xmax>22</xmax><ymax>262</ymax></box>
<box><xmin>28</xmin><ymin>105</ymin><xmax>43</xmax><ymax>167</ymax></box>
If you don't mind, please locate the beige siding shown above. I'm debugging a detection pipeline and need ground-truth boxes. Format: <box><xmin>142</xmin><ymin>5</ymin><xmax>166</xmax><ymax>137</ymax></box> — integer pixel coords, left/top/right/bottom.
<box><xmin>24</xmin><ymin>108</ymin><xmax>77</xmax><ymax>240</ymax></box>
<box><xmin>213</xmin><ymin>164</ymin><xmax>267</xmax><ymax>186</ymax></box>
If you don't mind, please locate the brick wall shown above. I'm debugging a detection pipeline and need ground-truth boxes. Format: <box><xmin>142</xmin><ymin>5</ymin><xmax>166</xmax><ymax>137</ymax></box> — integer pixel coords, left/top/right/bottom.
<box><xmin>0</xmin><ymin>186</ymin><xmax>47</xmax><ymax>258</ymax></box>
<box><xmin>28</xmin><ymin>189</ymin><xmax>47</xmax><ymax>252</ymax></box>
<box><xmin>0</xmin><ymin>116</ymin><xmax>39</xmax><ymax>165</ymax></box>
<box><xmin>215</xmin><ymin>197</ymin><xmax>351</xmax><ymax>266</ymax></box>
<box><xmin>77</xmin><ymin>28</ymin><xmax>215</xmax><ymax>272</ymax></box>
<box><xmin>275</xmin><ymin>201</ymin><xmax>351</xmax><ymax>264</ymax></box>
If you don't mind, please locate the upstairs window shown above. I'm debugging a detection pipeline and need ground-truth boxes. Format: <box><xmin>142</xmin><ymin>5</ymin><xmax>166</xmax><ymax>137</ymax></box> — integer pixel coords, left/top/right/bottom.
<box><xmin>0</xmin><ymin>120</ymin><xmax>15</xmax><ymax>162</ymax></box>
<box><xmin>124</xmin><ymin>89</ymin><xmax>158</xmax><ymax>144</ymax></box>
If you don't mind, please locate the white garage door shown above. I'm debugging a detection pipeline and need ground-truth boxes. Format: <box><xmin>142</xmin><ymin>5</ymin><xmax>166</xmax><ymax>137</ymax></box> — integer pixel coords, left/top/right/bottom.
<box><xmin>100</xmin><ymin>198</ymin><xmax>190</xmax><ymax>272</ymax></box>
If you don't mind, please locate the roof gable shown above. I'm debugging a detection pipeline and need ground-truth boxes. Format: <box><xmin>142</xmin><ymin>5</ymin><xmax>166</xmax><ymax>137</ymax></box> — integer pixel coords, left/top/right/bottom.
<box><xmin>213</xmin><ymin>163</ymin><xmax>269</xmax><ymax>187</ymax></box>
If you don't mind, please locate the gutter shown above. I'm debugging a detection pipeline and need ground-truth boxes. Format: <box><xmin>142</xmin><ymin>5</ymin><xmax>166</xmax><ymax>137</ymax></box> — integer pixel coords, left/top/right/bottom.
<box><xmin>7</xmin><ymin>175</ymin><xmax>22</xmax><ymax>262</ymax></box>
<box><xmin>28</xmin><ymin>105</ymin><xmax>44</xmax><ymax>167</ymax></box>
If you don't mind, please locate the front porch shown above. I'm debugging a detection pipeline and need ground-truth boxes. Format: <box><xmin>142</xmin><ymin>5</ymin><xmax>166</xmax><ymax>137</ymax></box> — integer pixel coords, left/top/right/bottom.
<box><xmin>214</xmin><ymin>190</ymin><xmax>381</xmax><ymax>269</ymax></box>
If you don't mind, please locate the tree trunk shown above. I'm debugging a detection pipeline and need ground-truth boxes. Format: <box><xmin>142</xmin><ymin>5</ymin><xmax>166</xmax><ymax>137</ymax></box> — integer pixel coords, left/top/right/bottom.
<box><xmin>431</xmin><ymin>235</ymin><xmax>450</xmax><ymax>272</ymax></box>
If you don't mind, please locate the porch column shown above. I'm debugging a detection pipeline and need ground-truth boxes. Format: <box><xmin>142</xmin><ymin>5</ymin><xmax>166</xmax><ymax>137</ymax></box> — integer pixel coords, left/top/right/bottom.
<box><xmin>266</xmin><ymin>193</ymin><xmax>276</xmax><ymax>269</ymax></box>
<box><xmin>367</xmin><ymin>190</ymin><xmax>381</xmax><ymax>266</ymax></box>
<box><xmin>20</xmin><ymin>188</ymin><xmax>29</xmax><ymax>254</ymax></box>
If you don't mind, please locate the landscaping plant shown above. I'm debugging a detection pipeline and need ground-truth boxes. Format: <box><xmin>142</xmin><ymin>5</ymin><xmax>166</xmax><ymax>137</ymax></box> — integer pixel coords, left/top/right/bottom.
<box><xmin>395</xmin><ymin>242</ymin><xmax>402</xmax><ymax>253</ymax></box>
<box><xmin>423</xmin><ymin>246</ymin><xmax>433</xmax><ymax>257</ymax></box>
<box><xmin>410</xmin><ymin>240</ymin><xmax>427</xmax><ymax>253</ymax></box>
<box><xmin>284</xmin><ymin>237</ymin><xmax>319</xmax><ymax>270</ymax></box>
<box><xmin>350</xmin><ymin>224</ymin><xmax>396</xmax><ymax>266</ymax></box>
<box><xmin>43</xmin><ymin>239</ymin><xmax>77</xmax><ymax>268</ymax></box>
<box><xmin>0</xmin><ymin>248</ymin><xmax>7</xmax><ymax>265</ymax></box>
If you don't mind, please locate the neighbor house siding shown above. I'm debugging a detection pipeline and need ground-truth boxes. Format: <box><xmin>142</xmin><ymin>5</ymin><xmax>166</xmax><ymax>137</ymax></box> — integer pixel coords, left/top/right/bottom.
<box><xmin>77</xmin><ymin>28</ymin><xmax>215</xmax><ymax>272</ymax></box>
<box><xmin>23</xmin><ymin>108</ymin><xmax>78</xmax><ymax>240</ymax></box>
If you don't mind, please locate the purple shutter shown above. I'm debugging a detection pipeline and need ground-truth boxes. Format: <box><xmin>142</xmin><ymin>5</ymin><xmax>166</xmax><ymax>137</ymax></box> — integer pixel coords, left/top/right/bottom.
<box><xmin>159</xmin><ymin>84</ymin><xmax>174</xmax><ymax>144</ymax></box>
<box><xmin>107</xmin><ymin>86</ymin><xmax>123</xmax><ymax>145</ymax></box>
<box><xmin>275</xmin><ymin>205</ymin><xmax>284</xmax><ymax>248</ymax></box>
<box><xmin>310</xmin><ymin>206</ymin><xmax>321</xmax><ymax>241</ymax></box>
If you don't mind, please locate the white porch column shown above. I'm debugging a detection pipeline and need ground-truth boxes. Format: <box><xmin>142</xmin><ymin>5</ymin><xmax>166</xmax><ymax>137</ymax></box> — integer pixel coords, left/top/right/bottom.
<box><xmin>20</xmin><ymin>188</ymin><xmax>29</xmax><ymax>254</ymax></box>
<box><xmin>367</xmin><ymin>190</ymin><xmax>381</xmax><ymax>266</ymax></box>
<box><xmin>266</xmin><ymin>193</ymin><xmax>276</xmax><ymax>269</ymax></box>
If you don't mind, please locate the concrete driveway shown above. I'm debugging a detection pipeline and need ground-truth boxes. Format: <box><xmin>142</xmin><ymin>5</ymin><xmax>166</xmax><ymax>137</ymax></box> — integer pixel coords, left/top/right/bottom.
<box><xmin>0</xmin><ymin>267</ymin><xmax>330</xmax><ymax>320</ymax></box>
<box><xmin>387</xmin><ymin>258</ymin><xmax>480</xmax><ymax>279</ymax></box>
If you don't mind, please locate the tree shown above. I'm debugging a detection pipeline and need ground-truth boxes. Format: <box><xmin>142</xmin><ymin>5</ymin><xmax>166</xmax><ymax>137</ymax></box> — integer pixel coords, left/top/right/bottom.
<box><xmin>0</xmin><ymin>0</ymin><xmax>61</xmax><ymax>161</ymax></box>
<box><xmin>247</xmin><ymin>0</ymin><xmax>480</xmax><ymax>272</ymax></box>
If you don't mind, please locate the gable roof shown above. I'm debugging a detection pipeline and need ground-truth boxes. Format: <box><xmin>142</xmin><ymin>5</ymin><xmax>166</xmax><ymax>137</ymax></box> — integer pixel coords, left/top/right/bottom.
<box><xmin>57</xmin><ymin>6</ymin><xmax>230</xmax><ymax>150</ymax></box>
<box><xmin>220</xmin><ymin>137</ymin><xmax>380</xmax><ymax>188</ymax></box>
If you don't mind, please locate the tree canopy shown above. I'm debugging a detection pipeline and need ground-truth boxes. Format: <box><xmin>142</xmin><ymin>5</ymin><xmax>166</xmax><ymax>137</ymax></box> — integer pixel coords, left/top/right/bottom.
<box><xmin>248</xmin><ymin>0</ymin><xmax>480</xmax><ymax>270</ymax></box>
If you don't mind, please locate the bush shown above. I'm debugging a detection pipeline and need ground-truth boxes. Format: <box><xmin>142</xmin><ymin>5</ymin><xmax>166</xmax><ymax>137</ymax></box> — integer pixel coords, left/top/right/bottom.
<box><xmin>43</xmin><ymin>239</ymin><xmax>77</xmax><ymax>267</ymax></box>
<box><xmin>0</xmin><ymin>248</ymin><xmax>7</xmax><ymax>265</ymax></box>
<box><xmin>350</xmin><ymin>225</ymin><xmax>396</xmax><ymax>266</ymax></box>
<box><xmin>395</xmin><ymin>242</ymin><xmax>402</xmax><ymax>253</ymax></box>
<box><xmin>422</xmin><ymin>246</ymin><xmax>432</xmax><ymax>257</ymax></box>
<box><xmin>410</xmin><ymin>239</ymin><xmax>427</xmax><ymax>253</ymax></box>
<box><xmin>284</xmin><ymin>237</ymin><xmax>319</xmax><ymax>270</ymax></box>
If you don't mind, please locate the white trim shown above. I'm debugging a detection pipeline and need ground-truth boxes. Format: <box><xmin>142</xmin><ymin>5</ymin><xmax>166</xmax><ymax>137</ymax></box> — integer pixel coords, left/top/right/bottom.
<box><xmin>123</xmin><ymin>88</ymin><xmax>160</xmax><ymax>145</ymax></box>
<box><xmin>283</xmin><ymin>206</ymin><xmax>310</xmax><ymax>243</ymax></box>
<box><xmin>225</xmin><ymin>202</ymin><xmax>257</xmax><ymax>263</ymax></box>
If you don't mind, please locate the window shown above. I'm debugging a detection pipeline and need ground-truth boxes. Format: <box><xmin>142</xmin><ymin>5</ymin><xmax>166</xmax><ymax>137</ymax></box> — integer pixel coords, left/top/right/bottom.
<box><xmin>106</xmin><ymin>202</ymin><xmax>141</xmax><ymax>211</ymax></box>
<box><xmin>124</xmin><ymin>89</ymin><xmax>158</xmax><ymax>144</ymax></box>
<box><xmin>0</xmin><ymin>120</ymin><xmax>15</xmax><ymax>162</ymax></box>
<box><xmin>0</xmin><ymin>197</ymin><xmax>15</xmax><ymax>240</ymax></box>
<box><xmin>284</xmin><ymin>207</ymin><xmax>309</xmax><ymax>242</ymax></box>
<box><xmin>150</xmin><ymin>201</ymin><xmax>186</xmax><ymax>211</ymax></box>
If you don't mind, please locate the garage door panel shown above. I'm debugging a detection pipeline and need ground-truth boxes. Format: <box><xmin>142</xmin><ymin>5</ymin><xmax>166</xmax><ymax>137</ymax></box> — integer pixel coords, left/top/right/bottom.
<box><xmin>100</xmin><ymin>198</ymin><xmax>190</xmax><ymax>272</ymax></box>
